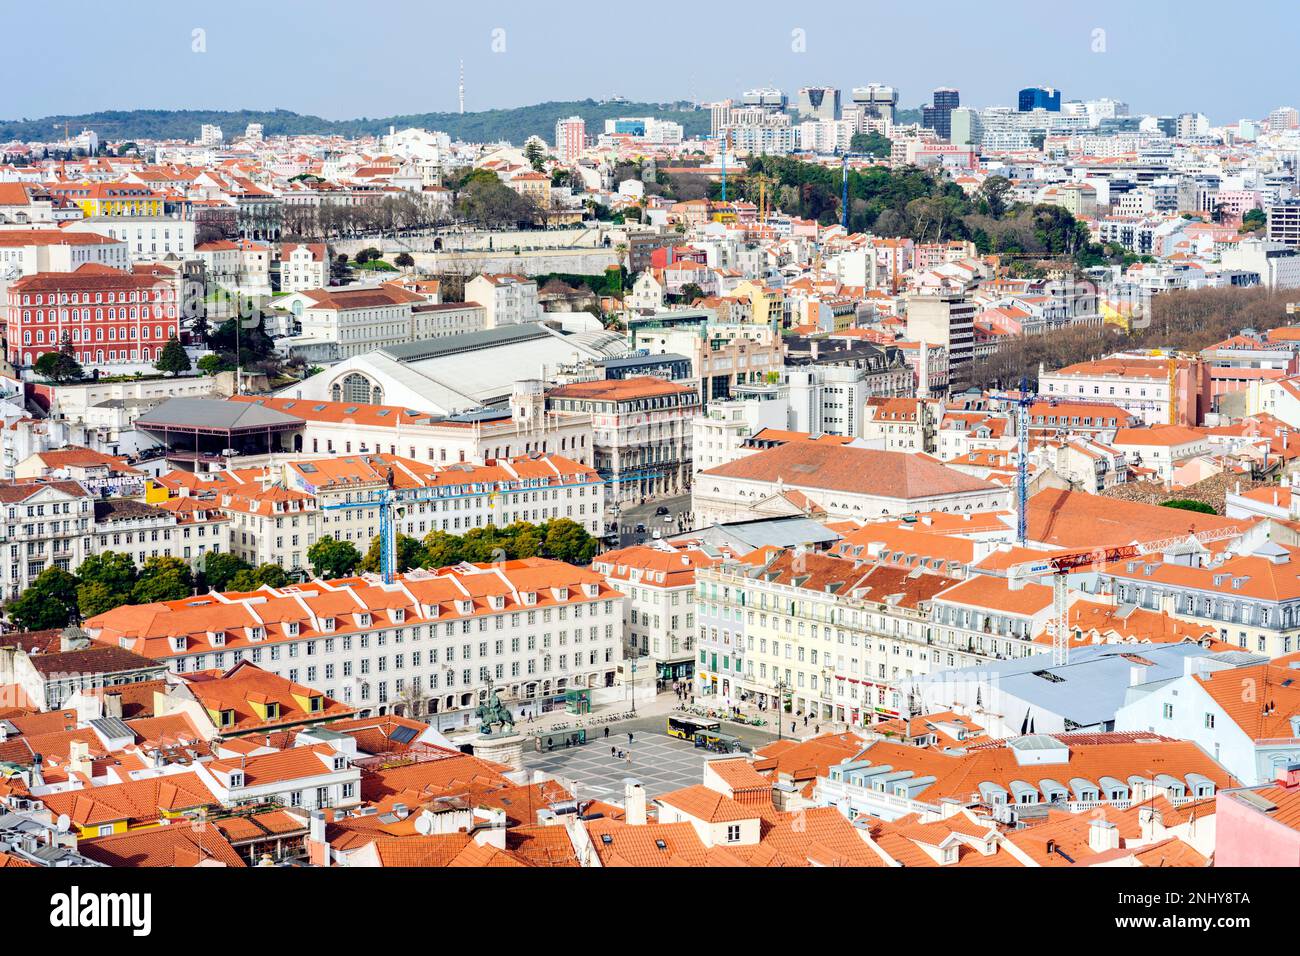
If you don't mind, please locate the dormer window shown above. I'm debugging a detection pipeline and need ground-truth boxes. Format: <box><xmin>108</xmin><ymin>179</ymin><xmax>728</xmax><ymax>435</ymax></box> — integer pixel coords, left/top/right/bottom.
<box><xmin>356</xmin><ymin>612</ymin><xmax>372</xmax><ymax>627</ymax></box>
<box><xmin>392</xmin><ymin>608</ymin><xmax>405</xmax><ymax>623</ymax></box>
<box><xmin>522</xmin><ymin>591</ymin><xmax>536</xmax><ymax>605</ymax></box>
<box><xmin>320</xmin><ymin>617</ymin><xmax>336</xmax><ymax>632</ymax></box>
<box><xmin>229</xmin><ymin>770</ymin><xmax>244</xmax><ymax>788</ymax></box>
<box><xmin>332</xmin><ymin>755</ymin><xmax>346</xmax><ymax>771</ymax></box>
<box><xmin>219</xmin><ymin>709</ymin><xmax>235</xmax><ymax>728</ymax></box>
<box><xmin>171</xmin><ymin>636</ymin><xmax>187</xmax><ymax>652</ymax></box>
<box><xmin>210</xmin><ymin>631</ymin><xmax>226</xmax><ymax>647</ymax></box>
<box><xmin>457</xmin><ymin>600</ymin><xmax>473</xmax><ymax>615</ymax></box>
<box><xmin>286</xmin><ymin>621</ymin><xmax>300</xmax><ymax>636</ymax></box>
<box><xmin>247</xmin><ymin>626</ymin><xmax>264</xmax><ymax>641</ymax></box>
<box><xmin>491</xmin><ymin>595</ymin><xmax>506</xmax><ymax>610</ymax></box>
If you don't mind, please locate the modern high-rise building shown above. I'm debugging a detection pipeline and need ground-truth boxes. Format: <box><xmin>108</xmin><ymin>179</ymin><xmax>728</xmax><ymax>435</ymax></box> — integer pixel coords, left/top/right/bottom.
<box><xmin>1269</xmin><ymin>106</ymin><xmax>1300</xmax><ymax>130</ymax></box>
<box><xmin>554</xmin><ymin>115</ymin><xmax>586</xmax><ymax>162</ymax></box>
<box><xmin>1018</xmin><ymin>86</ymin><xmax>1061</xmax><ymax>112</ymax></box>
<box><xmin>705</xmin><ymin>99</ymin><xmax>734</xmax><ymax>137</ymax></box>
<box><xmin>905</xmin><ymin>293</ymin><xmax>975</xmax><ymax>387</ymax></box>
<box><xmin>741</xmin><ymin>88</ymin><xmax>788</xmax><ymax>113</ymax></box>
<box><xmin>850</xmin><ymin>84</ymin><xmax>898</xmax><ymax>123</ymax></box>
<box><xmin>949</xmin><ymin>107</ymin><xmax>983</xmax><ymax>147</ymax></box>
<box><xmin>1267</xmin><ymin>199</ymin><xmax>1300</xmax><ymax>249</ymax></box>
<box><xmin>797</xmin><ymin>86</ymin><xmax>840</xmax><ymax>122</ymax></box>
<box><xmin>921</xmin><ymin>88</ymin><xmax>960</xmax><ymax>141</ymax></box>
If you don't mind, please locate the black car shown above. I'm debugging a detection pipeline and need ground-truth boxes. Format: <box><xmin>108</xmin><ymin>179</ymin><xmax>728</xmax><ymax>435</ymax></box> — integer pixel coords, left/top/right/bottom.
<box><xmin>634</xmin><ymin>522</ymin><xmax>647</xmax><ymax>533</ymax></box>
<box><xmin>655</xmin><ymin>506</ymin><xmax>670</xmax><ymax>516</ymax></box>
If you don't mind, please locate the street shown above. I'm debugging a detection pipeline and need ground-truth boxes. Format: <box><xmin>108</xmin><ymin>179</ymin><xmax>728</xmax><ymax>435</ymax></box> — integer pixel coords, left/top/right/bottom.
<box><xmin>606</xmin><ymin>493</ymin><xmax>693</xmax><ymax>548</ymax></box>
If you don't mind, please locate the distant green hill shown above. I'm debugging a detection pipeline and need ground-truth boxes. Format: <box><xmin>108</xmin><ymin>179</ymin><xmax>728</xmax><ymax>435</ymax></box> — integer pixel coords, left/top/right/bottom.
<box><xmin>0</xmin><ymin>101</ymin><xmax>711</xmax><ymax>146</ymax></box>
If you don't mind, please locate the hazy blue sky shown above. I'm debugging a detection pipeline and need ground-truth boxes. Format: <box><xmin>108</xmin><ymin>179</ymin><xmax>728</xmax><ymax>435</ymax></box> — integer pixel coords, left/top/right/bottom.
<box><xmin>5</xmin><ymin>0</ymin><xmax>1296</xmax><ymax>123</ymax></box>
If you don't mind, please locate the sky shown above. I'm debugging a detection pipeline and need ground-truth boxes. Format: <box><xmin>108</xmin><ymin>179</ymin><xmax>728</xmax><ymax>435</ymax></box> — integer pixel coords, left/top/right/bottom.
<box><xmin>4</xmin><ymin>0</ymin><xmax>1297</xmax><ymax>125</ymax></box>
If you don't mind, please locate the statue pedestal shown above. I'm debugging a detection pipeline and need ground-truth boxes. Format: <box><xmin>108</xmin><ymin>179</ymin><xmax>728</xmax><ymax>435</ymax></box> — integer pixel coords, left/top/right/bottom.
<box><xmin>473</xmin><ymin>731</ymin><xmax>526</xmax><ymax>771</ymax></box>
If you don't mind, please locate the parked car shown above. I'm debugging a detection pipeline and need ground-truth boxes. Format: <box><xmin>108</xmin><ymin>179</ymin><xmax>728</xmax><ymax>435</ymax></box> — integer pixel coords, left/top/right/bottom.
<box><xmin>655</xmin><ymin>506</ymin><xmax>670</xmax><ymax>516</ymax></box>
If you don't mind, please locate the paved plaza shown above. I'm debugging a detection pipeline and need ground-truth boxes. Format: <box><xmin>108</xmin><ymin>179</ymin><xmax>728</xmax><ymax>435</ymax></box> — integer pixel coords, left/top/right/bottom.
<box><xmin>520</xmin><ymin>730</ymin><xmax>712</xmax><ymax>800</ymax></box>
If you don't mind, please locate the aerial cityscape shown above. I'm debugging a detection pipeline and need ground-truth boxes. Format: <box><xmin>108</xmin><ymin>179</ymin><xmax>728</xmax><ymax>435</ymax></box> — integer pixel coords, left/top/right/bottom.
<box><xmin>0</xmin><ymin>4</ymin><xmax>1297</xmax><ymax>909</ymax></box>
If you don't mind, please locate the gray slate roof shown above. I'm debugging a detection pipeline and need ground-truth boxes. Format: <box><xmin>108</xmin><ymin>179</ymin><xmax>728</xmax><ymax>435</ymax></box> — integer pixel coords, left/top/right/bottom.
<box><xmin>136</xmin><ymin>398</ymin><xmax>304</xmax><ymax>431</ymax></box>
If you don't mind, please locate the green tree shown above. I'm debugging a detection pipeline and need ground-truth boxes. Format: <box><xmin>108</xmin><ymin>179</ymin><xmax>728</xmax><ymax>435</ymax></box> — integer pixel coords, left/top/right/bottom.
<box><xmin>848</xmin><ymin>131</ymin><xmax>892</xmax><ymax>158</ymax></box>
<box><xmin>976</xmin><ymin>175</ymin><xmax>1014</xmax><ymax>219</ymax></box>
<box><xmin>679</xmin><ymin>282</ymin><xmax>704</xmax><ymax>302</ymax></box>
<box><xmin>360</xmin><ymin>534</ymin><xmax>426</xmax><ymax>574</ymax></box>
<box><xmin>8</xmin><ymin>567</ymin><xmax>80</xmax><ymax>630</ymax></box>
<box><xmin>1240</xmin><ymin>208</ymin><xmax>1267</xmax><ymax>234</ymax></box>
<box><xmin>74</xmin><ymin>552</ymin><xmax>137</xmax><ymax>614</ymax></box>
<box><xmin>197</xmin><ymin>354</ymin><xmax>233</xmax><ymax>376</ymax></box>
<box><xmin>154</xmin><ymin>336</ymin><xmax>192</xmax><ymax>375</ymax></box>
<box><xmin>1161</xmin><ymin>499</ymin><xmax>1217</xmax><ymax>515</ymax></box>
<box><xmin>252</xmin><ymin>563</ymin><xmax>289</xmax><ymax>588</ymax></box>
<box><xmin>227</xmin><ymin>564</ymin><xmax>288</xmax><ymax>591</ymax></box>
<box><xmin>76</xmin><ymin>552</ymin><xmax>138</xmax><ymax>595</ymax></box>
<box><xmin>524</xmin><ymin>139</ymin><xmax>546</xmax><ymax>171</ymax></box>
<box><xmin>132</xmin><ymin>556</ymin><xmax>193</xmax><ymax>603</ymax></box>
<box><xmin>539</xmin><ymin>518</ymin><xmax>599</xmax><ymax>564</ymax></box>
<box><xmin>33</xmin><ymin>349</ymin><xmax>83</xmax><ymax>383</ymax></box>
<box><xmin>77</xmin><ymin>581</ymin><xmax>125</xmax><ymax>618</ymax></box>
<box><xmin>354</xmin><ymin>248</ymin><xmax>372</xmax><ymax>265</ymax></box>
<box><xmin>307</xmin><ymin>537</ymin><xmax>362</xmax><ymax>579</ymax></box>
<box><xmin>394</xmin><ymin>251</ymin><xmax>415</xmax><ymax>268</ymax></box>
<box><xmin>200</xmin><ymin>552</ymin><xmax>251</xmax><ymax>592</ymax></box>
<box><xmin>421</xmin><ymin>530</ymin><xmax>464</xmax><ymax>568</ymax></box>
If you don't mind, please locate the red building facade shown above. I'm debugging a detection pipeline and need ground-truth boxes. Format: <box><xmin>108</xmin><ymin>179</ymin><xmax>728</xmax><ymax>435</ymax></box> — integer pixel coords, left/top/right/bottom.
<box><xmin>5</xmin><ymin>264</ymin><xmax>179</xmax><ymax>368</ymax></box>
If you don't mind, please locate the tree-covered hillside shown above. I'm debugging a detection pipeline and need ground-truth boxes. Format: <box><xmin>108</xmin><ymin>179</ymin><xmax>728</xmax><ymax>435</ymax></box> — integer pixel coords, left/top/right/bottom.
<box><xmin>0</xmin><ymin>101</ymin><xmax>711</xmax><ymax>145</ymax></box>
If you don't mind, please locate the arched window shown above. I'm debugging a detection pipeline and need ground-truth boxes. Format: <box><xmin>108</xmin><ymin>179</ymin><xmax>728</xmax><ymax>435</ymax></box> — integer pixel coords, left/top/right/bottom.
<box><xmin>339</xmin><ymin>372</ymin><xmax>379</xmax><ymax>405</ymax></box>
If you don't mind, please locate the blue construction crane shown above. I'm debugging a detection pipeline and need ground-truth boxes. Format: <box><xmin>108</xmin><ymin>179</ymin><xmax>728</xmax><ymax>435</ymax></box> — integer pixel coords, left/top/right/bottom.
<box><xmin>987</xmin><ymin>384</ymin><xmax>1169</xmax><ymax>546</ymax></box>
<box><xmin>986</xmin><ymin>379</ymin><xmax>1036</xmax><ymax>546</ymax></box>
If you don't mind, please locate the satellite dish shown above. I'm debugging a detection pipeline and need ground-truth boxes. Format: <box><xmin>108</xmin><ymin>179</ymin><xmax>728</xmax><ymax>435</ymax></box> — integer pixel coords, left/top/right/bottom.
<box><xmin>413</xmin><ymin>814</ymin><xmax>434</xmax><ymax>836</ymax></box>
<box><xmin>55</xmin><ymin>814</ymin><xmax>70</xmax><ymax>834</ymax></box>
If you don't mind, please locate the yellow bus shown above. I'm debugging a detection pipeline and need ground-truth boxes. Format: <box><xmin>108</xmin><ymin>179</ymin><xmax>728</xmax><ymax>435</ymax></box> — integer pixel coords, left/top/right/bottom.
<box><xmin>667</xmin><ymin>715</ymin><xmax>720</xmax><ymax>740</ymax></box>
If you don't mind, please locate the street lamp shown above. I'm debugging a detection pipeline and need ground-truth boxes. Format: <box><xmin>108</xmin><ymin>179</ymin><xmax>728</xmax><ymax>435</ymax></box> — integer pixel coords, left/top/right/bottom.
<box><xmin>630</xmin><ymin>659</ymin><xmax>638</xmax><ymax>716</ymax></box>
<box><xmin>773</xmin><ymin>678</ymin><xmax>791</xmax><ymax>741</ymax></box>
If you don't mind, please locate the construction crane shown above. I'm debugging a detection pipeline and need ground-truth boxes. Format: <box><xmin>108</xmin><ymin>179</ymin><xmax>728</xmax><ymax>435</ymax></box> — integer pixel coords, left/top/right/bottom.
<box><xmin>319</xmin><ymin>467</ymin><xmax>661</xmax><ymax>585</ymax></box>
<box><xmin>995</xmin><ymin>525</ymin><xmax>1246</xmax><ymax>667</ymax></box>
<box><xmin>985</xmin><ymin>379</ymin><xmax>1037</xmax><ymax>546</ymax></box>
<box><xmin>987</xmin><ymin>382</ymin><xmax>1170</xmax><ymax>545</ymax></box>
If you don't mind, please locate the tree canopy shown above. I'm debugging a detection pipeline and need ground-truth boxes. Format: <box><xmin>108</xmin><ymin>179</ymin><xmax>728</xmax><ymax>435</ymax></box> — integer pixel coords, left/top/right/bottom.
<box><xmin>307</xmin><ymin>538</ymin><xmax>363</xmax><ymax>580</ymax></box>
<box><xmin>154</xmin><ymin>335</ymin><xmax>192</xmax><ymax>375</ymax></box>
<box><xmin>7</xmin><ymin>568</ymin><xmax>80</xmax><ymax>631</ymax></box>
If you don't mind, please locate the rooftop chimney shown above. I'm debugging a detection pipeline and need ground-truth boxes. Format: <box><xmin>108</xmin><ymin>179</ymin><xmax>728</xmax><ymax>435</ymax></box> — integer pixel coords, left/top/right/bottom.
<box><xmin>307</xmin><ymin>809</ymin><xmax>329</xmax><ymax>867</ymax></box>
<box><xmin>1088</xmin><ymin>818</ymin><xmax>1120</xmax><ymax>853</ymax></box>
<box><xmin>624</xmin><ymin>779</ymin><xmax>647</xmax><ymax>826</ymax></box>
<box><xmin>1275</xmin><ymin>762</ymin><xmax>1300</xmax><ymax>789</ymax></box>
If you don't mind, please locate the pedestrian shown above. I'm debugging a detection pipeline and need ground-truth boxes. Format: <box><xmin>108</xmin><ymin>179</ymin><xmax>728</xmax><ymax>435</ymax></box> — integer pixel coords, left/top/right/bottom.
<box><xmin>611</xmin><ymin>746</ymin><xmax>616</xmax><ymax>757</ymax></box>
<box><xmin>628</xmin><ymin>732</ymin><xmax>634</xmax><ymax>744</ymax></box>
<box><xmin>791</xmin><ymin>721</ymin><xmax>796</xmax><ymax>734</ymax></box>
<box><xmin>815</xmin><ymin>724</ymin><xmax>820</xmax><ymax>734</ymax></box>
<box><xmin>604</xmin><ymin>725</ymin><xmax>609</xmax><ymax>739</ymax></box>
